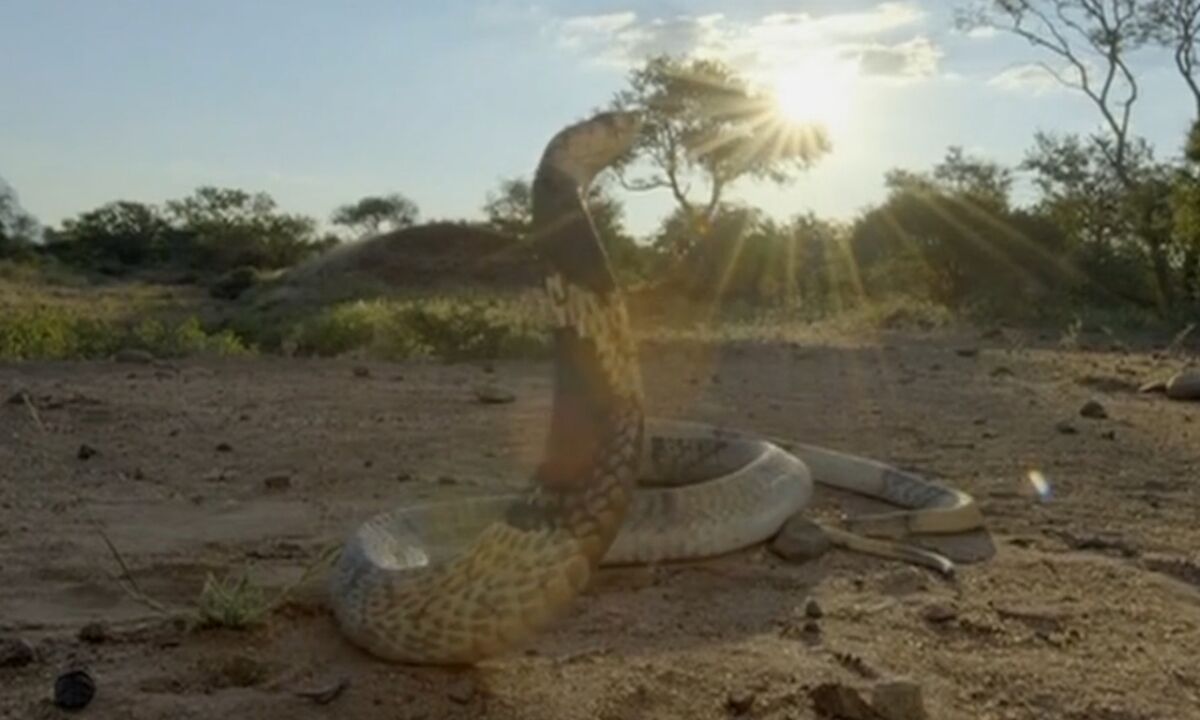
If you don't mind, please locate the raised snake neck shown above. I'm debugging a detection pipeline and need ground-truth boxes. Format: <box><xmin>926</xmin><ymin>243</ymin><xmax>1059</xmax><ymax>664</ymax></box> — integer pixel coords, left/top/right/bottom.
<box><xmin>328</xmin><ymin>111</ymin><xmax>645</xmax><ymax>664</ymax></box>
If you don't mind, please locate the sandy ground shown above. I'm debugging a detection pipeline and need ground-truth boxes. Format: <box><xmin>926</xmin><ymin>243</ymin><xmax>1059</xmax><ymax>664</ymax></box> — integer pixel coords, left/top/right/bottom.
<box><xmin>1</xmin><ymin>329</ymin><xmax>1198</xmax><ymax>719</ymax></box>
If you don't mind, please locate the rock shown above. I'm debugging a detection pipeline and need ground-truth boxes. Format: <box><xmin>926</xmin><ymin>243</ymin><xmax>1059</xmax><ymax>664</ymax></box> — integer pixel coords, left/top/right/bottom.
<box><xmin>446</xmin><ymin>677</ymin><xmax>476</xmax><ymax>704</ymax></box>
<box><xmin>989</xmin><ymin>366</ymin><xmax>1013</xmax><ymax>378</ymax></box>
<box><xmin>263</xmin><ymin>474</ymin><xmax>291</xmax><ymax>491</ymax></box>
<box><xmin>215</xmin><ymin>442</ymin><xmax>233</xmax><ymax>452</ymax></box>
<box><xmin>1079</xmin><ymin>399</ymin><xmax>1108</xmax><ymax>419</ymax></box>
<box><xmin>473</xmin><ymin>385</ymin><xmax>515</xmax><ymax>404</ymax></box>
<box><xmin>54</xmin><ymin>669</ymin><xmax>96</xmax><ymax>710</ymax></box>
<box><xmin>955</xmin><ymin>347</ymin><xmax>979</xmax><ymax>358</ymax></box>
<box><xmin>352</xmin><ymin>366</ymin><xmax>370</xmax><ymax>378</ymax></box>
<box><xmin>6</xmin><ymin>389</ymin><xmax>30</xmax><ymax>405</ymax></box>
<box><xmin>871</xmin><ymin>679</ymin><xmax>928</xmax><ymax>720</ymax></box>
<box><xmin>437</xmin><ymin>475</ymin><xmax>458</xmax><ymax>486</ymax></box>
<box><xmin>725</xmin><ymin>690</ymin><xmax>756</xmax><ymax>715</ymax></box>
<box><xmin>804</xmin><ymin>598</ymin><xmax>824</xmax><ymax>619</ymax></box>
<box><xmin>78</xmin><ymin>621</ymin><xmax>109</xmax><ymax>644</ymax></box>
<box><xmin>77</xmin><ymin>444</ymin><xmax>99</xmax><ymax>460</ymax></box>
<box><xmin>0</xmin><ymin>637</ymin><xmax>36</xmax><ymax>667</ymax></box>
<box><xmin>1055</xmin><ymin>420</ymin><xmax>1078</xmax><ymax>435</ymax></box>
<box><xmin>114</xmin><ymin>348</ymin><xmax>155</xmax><ymax>364</ymax></box>
<box><xmin>921</xmin><ymin>602</ymin><xmax>958</xmax><ymax>624</ymax></box>
<box><xmin>770</xmin><ymin>517</ymin><xmax>831</xmax><ymax>563</ymax></box>
<box><xmin>295</xmin><ymin>677</ymin><xmax>350</xmax><ymax>705</ymax></box>
<box><xmin>810</xmin><ymin>682</ymin><xmax>876</xmax><ymax>719</ymax></box>
<box><xmin>1166</xmin><ymin>370</ymin><xmax>1200</xmax><ymax>400</ymax></box>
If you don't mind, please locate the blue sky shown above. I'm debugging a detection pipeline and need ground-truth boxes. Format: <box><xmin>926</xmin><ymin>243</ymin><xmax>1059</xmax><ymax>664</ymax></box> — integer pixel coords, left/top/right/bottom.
<box><xmin>1</xmin><ymin>1</ymin><xmax>1196</xmax><ymax>237</ymax></box>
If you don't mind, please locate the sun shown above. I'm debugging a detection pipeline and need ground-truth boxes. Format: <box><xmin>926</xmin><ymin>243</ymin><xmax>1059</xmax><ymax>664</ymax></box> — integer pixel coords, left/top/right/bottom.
<box><xmin>770</xmin><ymin>55</ymin><xmax>857</xmax><ymax>131</ymax></box>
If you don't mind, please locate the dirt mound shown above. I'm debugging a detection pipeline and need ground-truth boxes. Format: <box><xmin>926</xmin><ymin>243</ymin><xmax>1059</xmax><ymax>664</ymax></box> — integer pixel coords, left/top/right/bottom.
<box><xmin>285</xmin><ymin>222</ymin><xmax>538</xmax><ymax>293</ymax></box>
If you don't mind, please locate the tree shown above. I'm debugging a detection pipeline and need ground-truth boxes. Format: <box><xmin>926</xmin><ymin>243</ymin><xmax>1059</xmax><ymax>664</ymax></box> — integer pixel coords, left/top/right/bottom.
<box><xmin>1145</xmin><ymin>0</ymin><xmax>1200</xmax><ymax>118</ymax></box>
<box><xmin>331</xmin><ymin>193</ymin><xmax>419</xmax><ymax>237</ymax></box>
<box><xmin>0</xmin><ymin>178</ymin><xmax>39</xmax><ymax>258</ymax></box>
<box><xmin>611</xmin><ymin>55</ymin><xmax>831</xmax><ymax>256</ymax></box>
<box><xmin>52</xmin><ymin>201</ymin><xmax>173</xmax><ymax>270</ymax></box>
<box><xmin>166</xmin><ymin>186</ymin><xmax>324</xmax><ymax>272</ymax></box>
<box><xmin>851</xmin><ymin>148</ymin><xmax>1071</xmax><ymax>306</ymax></box>
<box><xmin>959</xmin><ymin>1</ymin><xmax>1181</xmax><ymax>309</ymax></box>
<box><xmin>481</xmin><ymin>178</ymin><xmax>532</xmax><ymax>238</ymax></box>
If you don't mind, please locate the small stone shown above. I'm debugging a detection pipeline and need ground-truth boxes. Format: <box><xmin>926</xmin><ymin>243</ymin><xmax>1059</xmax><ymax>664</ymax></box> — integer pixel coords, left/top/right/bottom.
<box><xmin>1101</xmin><ymin>429</ymin><xmax>1116</xmax><ymax>441</ymax></box>
<box><xmin>77</xmin><ymin>444</ymin><xmax>99</xmax><ymax>460</ymax></box>
<box><xmin>54</xmin><ymin>669</ymin><xmax>96</xmax><ymax>710</ymax></box>
<box><xmin>446</xmin><ymin>677</ymin><xmax>475</xmax><ymax>704</ymax></box>
<box><xmin>1079</xmin><ymin>399</ymin><xmax>1108</xmax><ymax>419</ymax></box>
<box><xmin>989</xmin><ymin>366</ymin><xmax>1013</xmax><ymax>378</ymax></box>
<box><xmin>0</xmin><ymin>637</ymin><xmax>36</xmax><ymax>667</ymax></box>
<box><xmin>810</xmin><ymin>682</ymin><xmax>875</xmax><ymax>720</ymax></box>
<box><xmin>803</xmin><ymin>619</ymin><xmax>822</xmax><ymax>635</ymax></box>
<box><xmin>437</xmin><ymin>475</ymin><xmax>458</xmax><ymax>485</ymax></box>
<box><xmin>955</xmin><ymin>347</ymin><xmax>979</xmax><ymax>358</ymax></box>
<box><xmin>921</xmin><ymin>602</ymin><xmax>958</xmax><ymax>624</ymax></box>
<box><xmin>804</xmin><ymin>598</ymin><xmax>824</xmax><ymax>619</ymax></box>
<box><xmin>726</xmin><ymin>690</ymin><xmax>756</xmax><ymax>715</ymax></box>
<box><xmin>1166</xmin><ymin>370</ymin><xmax>1200</xmax><ymax>400</ymax></box>
<box><xmin>473</xmin><ymin>385</ymin><xmax>515</xmax><ymax>404</ymax></box>
<box><xmin>352</xmin><ymin>366</ymin><xmax>370</xmax><ymax>378</ymax></box>
<box><xmin>396</xmin><ymin>472</ymin><xmax>414</xmax><ymax>483</ymax></box>
<box><xmin>78</xmin><ymin>621</ymin><xmax>109</xmax><ymax>644</ymax></box>
<box><xmin>215</xmin><ymin>442</ymin><xmax>233</xmax><ymax>452</ymax></box>
<box><xmin>1055</xmin><ymin>420</ymin><xmax>1077</xmax><ymax>435</ymax></box>
<box><xmin>114</xmin><ymin>348</ymin><xmax>155</xmax><ymax>364</ymax></box>
<box><xmin>770</xmin><ymin>517</ymin><xmax>831</xmax><ymax>563</ymax></box>
<box><xmin>871</xmin><ymin>678</ymin><xmax>928</xmax><ymax>720</ymax></box>
<box><xmin>6</xmin><ymin>389</ymin><xmax>30</xmax><ymax>405</ymax></box>
<box><xmin>263</xmin><ymin>474</ymin><xmax>291</xmax><ymax>491</ymax></box>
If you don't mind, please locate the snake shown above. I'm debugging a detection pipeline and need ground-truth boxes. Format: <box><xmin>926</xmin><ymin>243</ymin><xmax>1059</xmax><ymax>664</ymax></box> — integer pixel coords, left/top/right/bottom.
<box><xmin>328</xmin><ymin>111</ymin><xmax>985</xmax><ymax>666</ymax></box>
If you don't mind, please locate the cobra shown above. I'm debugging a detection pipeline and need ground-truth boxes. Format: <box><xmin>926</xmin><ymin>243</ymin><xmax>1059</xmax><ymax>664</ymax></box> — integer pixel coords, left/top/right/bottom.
<box><xmin>328</xmin><ymin>111</ymin><xmax>984</xmax><ymax>666</ymax></box>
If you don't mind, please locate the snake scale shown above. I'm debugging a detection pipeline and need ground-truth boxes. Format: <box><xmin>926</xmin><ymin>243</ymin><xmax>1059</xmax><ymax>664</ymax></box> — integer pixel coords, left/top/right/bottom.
<box><xmin>329</xmin><ymin>111</ymin><xmax>984</xmax><ymax>665</ymax></box>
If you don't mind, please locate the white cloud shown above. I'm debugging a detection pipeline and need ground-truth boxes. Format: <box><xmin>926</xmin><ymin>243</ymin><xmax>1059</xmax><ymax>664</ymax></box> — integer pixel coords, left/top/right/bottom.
<box><xmin>988</xmin><ymin>64</ymin><xmax>1068</xmax><ymax>95</ymax></box>
<box><xmin>966</xmin><ymin>26</ymin><xmax>997</xmax><ymax>40</ymax></box>
<box><xmin>545</xmin><ymin>2</ymin><xmax>943</xmax><ymax>82</ymax></box>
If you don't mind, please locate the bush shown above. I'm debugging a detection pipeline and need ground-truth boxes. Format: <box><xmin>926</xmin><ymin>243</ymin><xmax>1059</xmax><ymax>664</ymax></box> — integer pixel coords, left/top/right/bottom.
<box><xmin>0</xmin><ymin>309</ymin><xmax>250</xmax><ymax>360</ymax></box>
<box><xmin>284</xmin><ymin>297</ymin><xmax>550</xmax><ymax>361</ymax></box>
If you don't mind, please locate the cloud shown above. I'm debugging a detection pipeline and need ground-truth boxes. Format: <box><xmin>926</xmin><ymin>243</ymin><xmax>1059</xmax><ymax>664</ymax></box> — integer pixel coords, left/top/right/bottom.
<box><xmin>546</xmin><ymin>2</ymin><xmax>943</xmax><ymax>83</ymax></box>
<box><xmin>847</xmin><ymin>36</ymin><xmax>943</xmax><ymax>78</ymax></box>
<box><xmin>987</xmin><ymin>64</ymin><xmax>1067</xmax><ymax>95</ymax></box>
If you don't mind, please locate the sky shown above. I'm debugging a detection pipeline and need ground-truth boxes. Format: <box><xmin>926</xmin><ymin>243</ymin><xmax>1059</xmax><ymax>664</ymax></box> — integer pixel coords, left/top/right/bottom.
<box><xmin>1</xmin><ymin>0</ymin><xmax>1197</xmax><ymax>237</ymax></box>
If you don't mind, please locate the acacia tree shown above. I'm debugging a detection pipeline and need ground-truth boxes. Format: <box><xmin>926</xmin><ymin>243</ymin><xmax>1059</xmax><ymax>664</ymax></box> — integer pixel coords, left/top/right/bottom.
<box><xmin>610</xmin><ymin>55</ymin><xmax>831</xmax><ymax>256</ymax></box>
<box><xmin>0</xmin><ymin>178</ymin><xmax>39</xmax><ymax>258</ymax></box>
<box><xmin>958</xmin><ymin>1</ymin><xmax>1182</xmax><ymax>309</ymax></box>
<box><xmin>1145</xmin><ymin>0</ymin><xmax>1200</xmax><ymax>117</ymax></box>
<box><xmin>331</xmin><ymin>193</ymin><xmax>419</xmax><ymax>237</ymax></box>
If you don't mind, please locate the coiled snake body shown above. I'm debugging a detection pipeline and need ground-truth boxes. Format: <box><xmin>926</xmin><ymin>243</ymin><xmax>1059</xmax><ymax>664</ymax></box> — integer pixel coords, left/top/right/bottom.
<box><xmin>329</xmin><ymin>112</ymin><xmax>984</xmax><ymax>665</ymax></box>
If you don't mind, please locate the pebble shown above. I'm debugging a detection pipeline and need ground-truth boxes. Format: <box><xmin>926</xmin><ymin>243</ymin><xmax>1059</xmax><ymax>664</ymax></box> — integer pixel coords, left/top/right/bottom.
<box><xmin>54</xmin><ymin>669</ymin><xmax>96</xmax><ymax>710</ymax></box>
<box><xmin>78</xmin><ymin>621</ymin><xmax>109</xmax><ymax>644</ymax></box>
<box><xmin>446</xmin><ymin>677</ymin><xmax>476</xmax><ymax>704</ymax></box>
<box><xmin>921</xmin><ymin>602</ymin><xmax>958</xmax><ymax>624</ymax></box>
<box><xmin>352</xmin><ymin>366</ymin><xmax>370</xmax><ymax>378</ymax></box>
<box><xmin>955</xmin><ymin>347</ymin><xmax>979</xmax><ymax>358</ymax></box>
<box><xmin>810</xmin><ymin>682</ymin><xmax>875</xmax><ymax>719</ymax></box>
<box><xmin>77</xmin><ymin>444</ymin><xmax>99</xmax><ymax>460</ymax></box>
<box><xmin>804</xmin><ymin>598</ymin><xmax>824</xmax><ymax>619</ymax></box>
<box><xmin>769</xmin><ymin>517</ymin><xmax>831</xmax><ymax>563</ymax></box>
<box><xmin>725</xmin><ymin>690</ymin><xmax>755</xmax><ymax>715</ymax></box>
<box><xmin>1055</xmin><ymin>420</ymin><xmax>1078</xmax><ymax>435</ymax></box>
<box><xmin>0</xmin><ymin>637</ymin><xmax>35</xmax><ymax>667</ymax></box>
<box><xmin>473</xmin><ymin>385</ymin><xmax>515</xmax><ymax>404</ymax></box>
<box><xmin>871</xmin><ymin>679</ymin><xmax>928</xmax><ymax>720</ymax></box>
<box><xmin>263</xmin><ymin>474</ymin><xmax>292</xmax><ymax>491</ymax></box>
<box><xmin>215</xmin><ymin>442</ymin><xmax>233</xmax><ymax>452</ymax></box>
<box><xmin>1079</xmin><ymin>399</ymin><xmax>1108</xmax><ymax>419</ymax></box>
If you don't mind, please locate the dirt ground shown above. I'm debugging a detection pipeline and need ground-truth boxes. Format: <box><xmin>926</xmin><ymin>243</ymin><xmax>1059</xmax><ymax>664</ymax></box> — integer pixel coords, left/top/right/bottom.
<box><xmin>1</xmin><ymin>329</ymin><xmax>1198</xmax><ymax>719</ymax></box>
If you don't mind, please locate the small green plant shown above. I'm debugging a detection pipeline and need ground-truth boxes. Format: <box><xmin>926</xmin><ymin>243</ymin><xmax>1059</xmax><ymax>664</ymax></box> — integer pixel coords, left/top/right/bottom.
<box><xmin>0</xmin><ymin>309</ymin><xmax>251</xmax><ymax>360</ymax></box>
<box><xmin>196</xmin><ymin>572</ymin><xmax>269</xmax><ymax>630</ymax></box>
